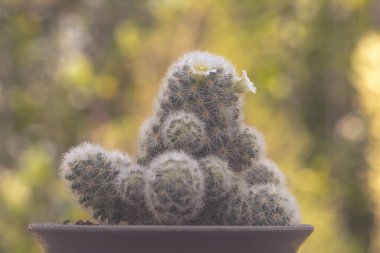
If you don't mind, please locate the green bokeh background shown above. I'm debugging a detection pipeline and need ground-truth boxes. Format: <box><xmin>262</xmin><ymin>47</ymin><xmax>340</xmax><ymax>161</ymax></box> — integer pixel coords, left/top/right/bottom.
<box><xmin>1</xmin><ymin>0</ymin><xmax>380</xmax><ymax>252</ymax></box>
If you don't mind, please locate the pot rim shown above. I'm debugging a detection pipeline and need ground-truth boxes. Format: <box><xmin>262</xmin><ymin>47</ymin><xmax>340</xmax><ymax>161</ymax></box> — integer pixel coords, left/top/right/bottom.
<box><xmin>29</xmin><ymin>223</ymin><xmax>314</xmax><ymax>232</ymax></box>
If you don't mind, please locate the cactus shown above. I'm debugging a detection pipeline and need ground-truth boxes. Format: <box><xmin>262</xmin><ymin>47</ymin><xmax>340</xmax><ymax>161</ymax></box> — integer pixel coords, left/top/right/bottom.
<box><xmin>60</xmin><ymin>51</ymin><xmax>301</xmax><ymax>225</ymax></box>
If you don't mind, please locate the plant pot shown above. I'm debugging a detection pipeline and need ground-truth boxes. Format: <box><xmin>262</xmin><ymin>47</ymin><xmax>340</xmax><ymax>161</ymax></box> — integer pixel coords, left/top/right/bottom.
<box><xmin>29</xmin><ymin>224</ymin><xmax>313</xmax><ymax>253</ymax></box>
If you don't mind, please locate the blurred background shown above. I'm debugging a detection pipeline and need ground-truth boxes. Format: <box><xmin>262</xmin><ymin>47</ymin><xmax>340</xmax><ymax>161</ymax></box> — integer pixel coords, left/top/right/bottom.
<box><xmin>0</xmin><ymin>0</ymin><xmax>379</xmax><ymax>252</ymax></box>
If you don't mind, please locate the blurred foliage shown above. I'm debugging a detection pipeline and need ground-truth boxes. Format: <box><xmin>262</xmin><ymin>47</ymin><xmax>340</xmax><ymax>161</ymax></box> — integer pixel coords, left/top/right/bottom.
<box><xmin>0</xmin><ymin>0</ymin><xmax>379</xmax><ymax>252</ymax></box>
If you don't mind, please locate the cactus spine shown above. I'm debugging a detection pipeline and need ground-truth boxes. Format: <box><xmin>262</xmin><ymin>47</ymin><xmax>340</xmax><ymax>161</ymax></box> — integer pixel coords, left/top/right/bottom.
<box><xmin>60</xmin><ymin>51</ymin><xmax>301</xmax><ymax>225</ymax></box>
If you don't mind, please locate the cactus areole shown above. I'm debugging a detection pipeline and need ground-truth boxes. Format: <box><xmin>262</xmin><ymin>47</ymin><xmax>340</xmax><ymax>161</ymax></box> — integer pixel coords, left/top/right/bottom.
<box><xmin>59</xmin><ymin>51</ymin><xmax>302</xmax><ymax>225</ymax></box>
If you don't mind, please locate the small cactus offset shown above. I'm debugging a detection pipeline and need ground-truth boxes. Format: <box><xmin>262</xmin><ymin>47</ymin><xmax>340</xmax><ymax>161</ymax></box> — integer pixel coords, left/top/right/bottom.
<box><xmin>60</xmin><ymin>51</ymin><xmax>301</xmax><ymax>225</ymax></box>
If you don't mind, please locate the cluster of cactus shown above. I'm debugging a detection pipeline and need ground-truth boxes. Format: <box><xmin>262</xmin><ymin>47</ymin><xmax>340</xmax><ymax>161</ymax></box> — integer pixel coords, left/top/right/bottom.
<box><xmin>60</xmin><ymin>51</ymin><xmax>300</xmax><ymax>225</ymax></box>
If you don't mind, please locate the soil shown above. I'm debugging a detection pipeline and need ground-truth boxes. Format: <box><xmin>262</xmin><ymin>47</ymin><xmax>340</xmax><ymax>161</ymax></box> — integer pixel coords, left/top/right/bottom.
<box><xmin>62</xmin><ymin>219</ymin><xmax>98</xmax><ymax>225</ymax></box>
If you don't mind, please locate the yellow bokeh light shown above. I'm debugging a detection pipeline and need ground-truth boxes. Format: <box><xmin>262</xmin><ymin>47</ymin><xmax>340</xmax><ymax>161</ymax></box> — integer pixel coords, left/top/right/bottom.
<box><xmin>352</xmin><ymin>31</ymin><xmax>380</xmax><ymax>253</ymax></box>
<box><xmin>93</xmin><ymin>74</ymin><xmax>120</xmax><ymax>100</ymax></box>
<box><xmin>352</xmin><ymin>32</ymin><xmax>380</xmax><ymax>95</ymax></box>
<box><xmin>56</xmin><ymin>53</ymin><xmax>93</xmax><ymax>88</ymax></box>
<box><xmin>114</xmin><ymin>22</ymin><xmax>140</xmax><ymax>57</ymax></box>
<box><xmin>0</xmin><ymin>170</ymin><xmax>31</xmax><ymax>211</ymax></box>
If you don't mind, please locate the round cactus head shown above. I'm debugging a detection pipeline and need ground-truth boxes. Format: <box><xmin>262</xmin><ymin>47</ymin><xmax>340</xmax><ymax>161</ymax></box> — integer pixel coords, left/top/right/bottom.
<box><xmin>247</xmin><ymin>185</ymin><xmax>300</xmax><ymax>226</ymax></box>
<box><xmin>162</xmin><ymin>111</ymin><xmax>206</xmax><ymax>153</ymax></box>
<box><xmin>144</xmin><ymin>151</ymin><xmax>204</xmax><ymax>224</ymax></box>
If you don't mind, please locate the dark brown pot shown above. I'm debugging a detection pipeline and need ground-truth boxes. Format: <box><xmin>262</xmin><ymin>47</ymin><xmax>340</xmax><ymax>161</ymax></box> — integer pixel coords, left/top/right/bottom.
<box><xmin>29</xmin><ymin>224</ymin><xmax>313</xmax><ymax>253</ymax></box>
